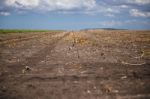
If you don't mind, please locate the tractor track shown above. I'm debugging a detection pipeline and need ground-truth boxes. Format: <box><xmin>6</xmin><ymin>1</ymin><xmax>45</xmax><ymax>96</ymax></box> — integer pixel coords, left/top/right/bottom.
<box><xmin>0</xmin><ymin>32</ymin><xmax>54</xmax><ymax>45</ymax></box>
<box><xmin>4</xmin><ymin>32</ymin><xmax>70</xmax><ymax>75</ymax></box>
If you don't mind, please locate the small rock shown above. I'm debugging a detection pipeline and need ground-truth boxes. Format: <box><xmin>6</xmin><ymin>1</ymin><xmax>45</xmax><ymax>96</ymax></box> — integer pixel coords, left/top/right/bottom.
<box><xmin>112</xmin><ymin>90</ymin><xmax>119</xmax><ymax>93</ymax></box>
<box><xmin>22</xmin><ymin>66</ymin><xmax>31</xmax><ymax>74</ymax></box>
<box><xmin>100</xmin><ymin>67</ymin><xmax>103</xmax><ymax>70</ymax></box>
<box><xmin>87</xmin><ymin>90</ymin><xmax>91</xmax><ymax>94</ymax></box>
<box><xmin>81</xmin><ymin>71</ymin><xmax>87</xmax><ymax>74</ymax></box>
<box><xmin>121</xmin><ymin>76</ymin><xmax>127</xmax><ymax>79</ymax></box>
<box><xmin>74</xmin><ymin>81</ymin><xmax>78</xmax><ymax>83</ymax></box>
<box><xmin>93</xmin><ymin>86</ymin><xmax>97</xmax><ymax>89</ymax></box>
<box><xmin>25</xmin><ymin>66</ymin><xmax>31</xmax><ymax>71</ymax></box>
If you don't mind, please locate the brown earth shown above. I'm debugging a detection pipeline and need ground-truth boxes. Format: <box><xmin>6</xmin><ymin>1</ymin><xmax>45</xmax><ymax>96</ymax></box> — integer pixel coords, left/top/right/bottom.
<box><xmin>0</xmin><ymin>30</ymin><xmax>150</xmax><ymax>99</ymax></box>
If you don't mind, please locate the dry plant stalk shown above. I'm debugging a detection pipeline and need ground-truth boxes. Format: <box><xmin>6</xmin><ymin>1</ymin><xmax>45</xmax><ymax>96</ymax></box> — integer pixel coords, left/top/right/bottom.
<box><xmin>72</xmin><ymin>32</ymin><xmax>80</xmax><ymax>59</ymax></box>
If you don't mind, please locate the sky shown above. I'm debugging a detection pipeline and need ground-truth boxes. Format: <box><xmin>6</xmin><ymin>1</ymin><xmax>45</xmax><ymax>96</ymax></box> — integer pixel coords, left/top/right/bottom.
<box><xmin>0</xmin><ymin>0</ymin><xmax>150</xmax><ymax>30</ymax></box>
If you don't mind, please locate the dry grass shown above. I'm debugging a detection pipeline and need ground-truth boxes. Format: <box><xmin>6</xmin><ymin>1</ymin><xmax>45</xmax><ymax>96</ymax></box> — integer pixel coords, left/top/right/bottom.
<box><xmin>143</xmin><ymin>49</ymin><xmax>150</xmax><ymax>57</ymax></box>
<box><xmin>64</xmin><ymin>32</ymin><xmax>91</xmax><ymax>45</ymax></box>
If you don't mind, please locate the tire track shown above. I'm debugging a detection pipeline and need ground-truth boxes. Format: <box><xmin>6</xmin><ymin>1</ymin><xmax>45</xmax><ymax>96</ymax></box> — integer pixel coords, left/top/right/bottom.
<box><xmin>25</xmin><ymin>32</ymin><xmax>70</xmax><ymax>66</ymax></box>
<box><xmin>7</xmin><ymin>32</ymin><xmax>70</xmax><ymax>74</ymax></box>
<box><xmin>0</xmin><ymin>33</ymin><xmax>53</xmax><ymax>45</ymax></box>
<box><xmin>19</xmin><ymin>75</ymin><xmax>110</xmax><ymax>83</ymax></box>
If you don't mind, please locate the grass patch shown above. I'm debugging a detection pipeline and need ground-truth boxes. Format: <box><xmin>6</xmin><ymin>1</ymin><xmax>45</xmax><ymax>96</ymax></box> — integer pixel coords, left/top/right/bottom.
<box><xmin>0</xmin><ymin>29</ymin><xmax>64</xmax><ymax>34</ymax></box>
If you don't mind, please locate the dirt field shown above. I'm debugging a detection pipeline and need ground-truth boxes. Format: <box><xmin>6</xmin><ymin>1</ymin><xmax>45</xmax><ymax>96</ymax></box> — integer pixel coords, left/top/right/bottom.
<box><xmin>0</xmin><ymin>30</ymin><xmax>150</xmax><ymax>99</ymax></box>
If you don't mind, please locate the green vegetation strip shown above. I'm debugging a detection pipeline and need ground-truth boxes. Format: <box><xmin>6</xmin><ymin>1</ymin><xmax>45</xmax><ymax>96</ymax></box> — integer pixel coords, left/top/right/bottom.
<box><xmin>0</xmin><ymin>29</ymin><xmax>64</xmax><ymax>34</ymax></box>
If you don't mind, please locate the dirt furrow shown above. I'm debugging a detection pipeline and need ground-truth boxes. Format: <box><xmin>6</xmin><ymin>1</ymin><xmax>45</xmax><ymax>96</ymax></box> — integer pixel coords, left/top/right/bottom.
<box><xmin>4</xmin><ymin>32</ymin><xmax>70</xmax><ymax>75</ymax></box>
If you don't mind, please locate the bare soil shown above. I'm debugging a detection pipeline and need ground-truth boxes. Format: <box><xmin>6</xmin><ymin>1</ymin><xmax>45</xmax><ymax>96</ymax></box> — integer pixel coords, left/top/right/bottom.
<box><xmin>0</xmin><ymin>30</ymin><xmax>150</xmax><ymax>99</ymax></box>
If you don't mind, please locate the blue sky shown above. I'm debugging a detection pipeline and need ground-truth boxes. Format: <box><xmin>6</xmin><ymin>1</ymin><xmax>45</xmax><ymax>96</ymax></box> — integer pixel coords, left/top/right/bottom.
<box><xmin>0</xmin><ymin>0</ymin><xmax>150</xmax><ymax>30</ymax></box>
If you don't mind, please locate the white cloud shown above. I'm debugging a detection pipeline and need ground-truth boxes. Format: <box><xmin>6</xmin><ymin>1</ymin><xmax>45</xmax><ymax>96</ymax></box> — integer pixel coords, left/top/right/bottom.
<box><xmin>0</xmin><ymin>12</ymin><xmax>10</xmax><ymax>16</ymax></box>
<box><xmin>99</xmin><ymin>20</ymin><xmax>122</xmax><ymax>26</ymax></box>
<box><xmin>105</xmin><ymin>8</ymin><xmax>120</xmax><ymax>13</ymax></box>
<box><xmin>105</xmin><ymin>13</ymin><xmax>115</xmax><ymax>17</ymax></box>
<box><xmin>2</xmin><ymin>0</ymin><xmax>96</xmax><ymax>11</ymax></box>
<box><xmin>98</xmin><ymin>20</ymin><xmax>149</xmax><ymax>27</ymax></box>
<box><xmin>3</xmin><ymin>0</ymin><xmax>39</xmax><ymax>10</ymax></box>
<box><xmin>125</xmin><ymin>19</ymin><xmax>149</xmax><ymax>25</ymax></box>
<box><xmin>127</xmin><ymin>0</ymin><xmax>150</xmax><ymax>5</ymax></box>
<box><xmin>130</xmin><ymin>9</ymin><xmax>150</xmax><ymax>17</ymax></box>
<box><xmin>119</xmin><ymin>5</ymin><xmax>129</xmax><ymax>8</ymax></box>
<box><xmin>0</xmin><ymin>0</ymin><xmax>149</xmax><ymax>18</ymax></box>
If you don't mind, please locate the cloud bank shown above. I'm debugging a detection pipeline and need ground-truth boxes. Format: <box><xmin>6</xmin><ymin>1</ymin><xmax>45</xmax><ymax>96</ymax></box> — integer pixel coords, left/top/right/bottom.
<box><xmin>127</xmin><ymin>0</ymin><xmax>150</xmax><ymax>5</ymax></box>
<box><xmin>0</xmin><ymin>0</ymin><xmax>150</xmax><ymax>18</ymax></box>
<box><xmin>130</xmin><ymin>9</ymin><xmax>150</xmax><ymax>17</ymax></box>
<box><xmin>0</xmin><ymin>0</ymin><xmax>96</xmax><ymax>11</ymax></box>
